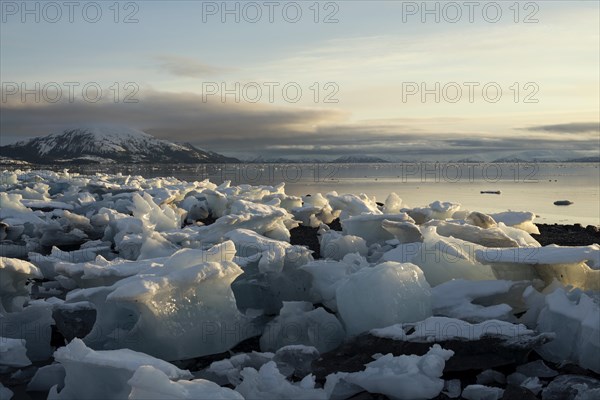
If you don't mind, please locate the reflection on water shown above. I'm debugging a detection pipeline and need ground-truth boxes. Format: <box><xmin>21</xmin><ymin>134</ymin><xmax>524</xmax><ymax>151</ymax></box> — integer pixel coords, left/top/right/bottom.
<box><xmin>4</xmin><ymin>162</ymin><xmax>599</xmax><ymax>226</ymax></box>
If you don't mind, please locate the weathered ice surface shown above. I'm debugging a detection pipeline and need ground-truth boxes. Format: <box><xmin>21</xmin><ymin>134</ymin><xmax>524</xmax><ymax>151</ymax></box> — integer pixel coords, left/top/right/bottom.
<box><xmin>409</xmin><ymin>227</ymin><xmax>497</xmax><ymax>286</ymax></box>
<box><xmin>0</xmin><ymin>258</ymin><xmax>41</xmax><ymax>313</ymax></box>
<box><xmin>341</xmin><ymin>213</ymin><xmax>415</xmax><ymax>245</ymax></box>
<box><xmin>523</xmin><ymin>286</ymin><xmax>600</xmax><ymax>373</ymax></box>
<box><xmin>260</xmin><ymin>302</ymin><xmax>345</xmax><ymax>353</ymax></box>
<box><xmin>0</xmin><ymin>337</ymin><xmax>31</xmax><ymax>367</ymax></box>
<box><xmin>235</xmin><ymin>361</ymin><xmax>327</xmax><ymax>400</ymax></box>
<box><xmin>431</xmin><ymin>279</ymin><xmax>528</xmax><ymax>322</ymax></box>
<box><xmin>68</xmin><ymin>242</ymin><xmax>261</xmax><ymax>360</ymax></box>
<box><xmin>326</xmin><ymin>345</ymin><xmax>454</xmax><ymax>400</ymax></box>
<box><xmin>336</xmin><ymin>262</ymin><xmax>432</xmax><ymax>336</ymax></box>
<box><xmin>128</xmin><ymin>365</ymin><xmax>243</xmax><ymax>400</ymax></box>
<box><xmin>477</xmin><ymin>244</ymin><xmax>600</xmax><ymax>290</ymax></box>
<box><xmin>49</xmin><ymin>338</ymin><xmax>191</xmax><ymax>399</ymax></box>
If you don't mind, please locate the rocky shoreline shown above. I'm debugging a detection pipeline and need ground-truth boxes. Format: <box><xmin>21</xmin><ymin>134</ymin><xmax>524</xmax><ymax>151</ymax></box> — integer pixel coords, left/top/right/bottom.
<box><xmin>531</xmin><ymin>223</ymin><xmax>600</xmax><ymax>246</ymax></box>
<box><xmin>2</xmin><ymin>169</ymin><xmax>599</xmax><ymax>400</ymax></box>
<box><xmin>291</xmin><ymin>221</ymin><xmax>600</xmax><ymax>259</ymax></box>
<box><xmin>247</xmin><ymin>221</ymin><xmax>600</xmax><ymax>400</ymax></box>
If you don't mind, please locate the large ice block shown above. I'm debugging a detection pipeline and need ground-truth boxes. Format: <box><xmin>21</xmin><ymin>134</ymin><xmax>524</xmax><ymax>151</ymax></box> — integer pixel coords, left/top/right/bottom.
<box><xmin>336</xmin><ymin>262</ymin><xmax>432</xmax><ymax>336</ymax></box>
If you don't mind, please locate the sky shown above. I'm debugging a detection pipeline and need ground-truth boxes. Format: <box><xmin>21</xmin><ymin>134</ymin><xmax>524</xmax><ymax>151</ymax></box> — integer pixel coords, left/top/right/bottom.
<box><xmin>1</xmin><ymin>0</ymin><xmax>599</xmax><ymax>161</ymax></box>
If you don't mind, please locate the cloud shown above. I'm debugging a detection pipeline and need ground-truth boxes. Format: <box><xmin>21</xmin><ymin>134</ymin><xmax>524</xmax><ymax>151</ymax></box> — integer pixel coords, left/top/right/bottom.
<box><xmin>522</xmin><ymin>122</ymin><xmax>600</xmax><ymax>134</ymax></box>
<box><xmin>0</xmin><ymin>88</ymin><xmax>345</xmax><ymax>151</ymax></box>
<box><xmin>1</xmin><ymin>88</ymin><xmax>599</xmax><ymax>161</ymax></box>
<box><xmin>155</xmin><ymin>55</ymin><xmax>229</xmax><ymax>78</ymax></box>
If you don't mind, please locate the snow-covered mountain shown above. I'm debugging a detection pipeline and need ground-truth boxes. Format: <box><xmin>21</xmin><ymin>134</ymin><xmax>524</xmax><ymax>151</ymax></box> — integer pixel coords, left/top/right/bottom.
<box><xmin>0</xmin><ymin>125</ymin><xmax>238</xmax><ymax>164</ymax></box>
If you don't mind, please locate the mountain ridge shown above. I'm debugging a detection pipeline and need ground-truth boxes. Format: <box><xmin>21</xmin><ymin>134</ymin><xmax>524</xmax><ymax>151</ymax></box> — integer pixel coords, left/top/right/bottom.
<box><xmin>0</xmin><ymin>126</ymin><xmax>238</xmax><ymax>164</ymax></box>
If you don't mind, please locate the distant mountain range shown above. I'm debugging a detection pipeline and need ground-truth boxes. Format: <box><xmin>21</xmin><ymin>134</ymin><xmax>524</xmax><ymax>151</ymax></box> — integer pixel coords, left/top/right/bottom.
<box><xmin>490</xmin><ymin>156</ymin><xmax>599</xmax><ymax>163</ymax></box>
<box><xmin>331</xmin><ymin>155</ymin><xmax>390</xmax><ymax>163</ymax></box>
<box><xmin>0</xmin><ymin>126</ymin><xmax>238</xmax><ymax>164</ymax></box>
<box><xmin>554</xmin><ymin>156</ymin><xmax>600</xmax><ymax>163</ymax></box>
<box><xmin>250</xmin><ymin>155</ymin><xmax>391</xmax><ymax>164</ymax></box>
<box><xmin>248</xmin><ymin>155</ymin><xmax>599</xmax><ymax>164</ymax></box>
<box><xmin>0</xmin><ymin>126</ymin><xmax>597</xmax><ymax>165</ymax></box>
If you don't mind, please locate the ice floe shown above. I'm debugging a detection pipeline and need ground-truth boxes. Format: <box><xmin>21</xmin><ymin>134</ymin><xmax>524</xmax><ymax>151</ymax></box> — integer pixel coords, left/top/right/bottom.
<box><xmin>523</xmin><ymin>286</ymin><xmax>600</xmax><ymax>373</ymax></box>
<box><xmin>67</xmin><ymin>242</ymin><xmax>260</xmax><ymax>360</ymax></box>
<box><xmin>0</xmin><ymin>337</ymin><xmax>31</xmax><ymax>367</ymax></box>
<box><xmin>336</xmin><ymin>262</ymin><xmax>432</xmax><ymax>336</ymax></box>
<box><xmin>48</xmin><ymin>338</ymin><xmax>191</xmax><ymax>399</ymax></box>
<box><xmin>1</xmin><ymin>168</ymin><xmax>599</xmax><ymax>399</ymax></box>
<box><xmin>326</xmin><ymin>344</ymin><xmax>454</xmax><ymax>400</ymax></box>
<box><xmin>128</xmin><ymin>365</ymin><xmax>243</xmax><ymax>400</ymax></box>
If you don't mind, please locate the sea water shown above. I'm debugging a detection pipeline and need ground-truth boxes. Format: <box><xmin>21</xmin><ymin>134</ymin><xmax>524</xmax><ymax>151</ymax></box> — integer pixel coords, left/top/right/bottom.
<box><xmin>9</xmin><ymin>162</ymin><xmax>599</xmax><ymax>226</ymax></box>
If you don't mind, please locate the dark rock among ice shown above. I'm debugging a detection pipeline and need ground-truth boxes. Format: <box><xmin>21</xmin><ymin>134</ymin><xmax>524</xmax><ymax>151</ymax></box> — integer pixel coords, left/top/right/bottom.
<box><xmin>517</xmin><ymin>360</ymin><xmax>559</xmax><ymax>379</ymax></box>
<box><xmin>553</xmin><ymin>200</ymin><xmax>574</xmax><ymax>206</ymax></box>
<box><xmin>311</xmin><ymin>331</ymin><xmax>552</xmax><ymax>383</ymax></box>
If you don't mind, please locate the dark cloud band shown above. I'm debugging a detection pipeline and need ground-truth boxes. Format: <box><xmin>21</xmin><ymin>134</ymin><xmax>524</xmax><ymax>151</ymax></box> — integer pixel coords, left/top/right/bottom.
<box><xmin>1</xmin><ymin>89</ymin><xmax>598</xmax><ymax>161</ymax></box>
